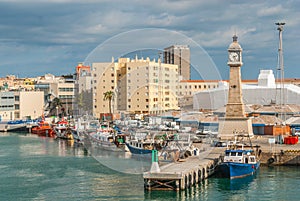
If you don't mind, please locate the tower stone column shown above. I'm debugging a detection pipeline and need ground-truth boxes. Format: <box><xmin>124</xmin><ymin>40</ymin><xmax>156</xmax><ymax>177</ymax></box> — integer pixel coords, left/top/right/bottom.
<box><xmin>218</xmin><ymin>35</ymin><xmax>253</xmax><ymax>140</ymax></box>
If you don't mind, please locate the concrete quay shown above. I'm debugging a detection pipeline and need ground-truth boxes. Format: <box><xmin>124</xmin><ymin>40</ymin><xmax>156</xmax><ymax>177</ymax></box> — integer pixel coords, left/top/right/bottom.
<box><xmin>143</xmin><ymin>147</ymin><xmax>224</xmax><ymax>191</ymax></box>
<box><xmin>251</xmin><ymin>135</ymin><xmax>300</xmax><ymax>165</ymax></box>
<box><xmin>143</xmin><ymin>135</ymin><xmax>300</xmax><ymax>191</ymax></box>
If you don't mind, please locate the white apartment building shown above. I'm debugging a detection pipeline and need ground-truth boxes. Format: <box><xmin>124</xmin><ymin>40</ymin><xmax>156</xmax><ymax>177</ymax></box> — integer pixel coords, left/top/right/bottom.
<box><xmin>92</xmin><ymin>57</ymin><xmax>179</xmax><ymax>118</ymax></box>
<box><xmin>0</xmin><ymin>91</ymin><xmax>44</xmax><ymax>121</ymax></box>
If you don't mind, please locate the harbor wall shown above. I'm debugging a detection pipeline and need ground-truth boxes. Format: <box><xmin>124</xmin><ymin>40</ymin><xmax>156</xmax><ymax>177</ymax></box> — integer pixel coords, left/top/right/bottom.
<box><xmin>260</xmin><ymin>151</ymin><xmax>300</xmax><ymax>166</ymax></box>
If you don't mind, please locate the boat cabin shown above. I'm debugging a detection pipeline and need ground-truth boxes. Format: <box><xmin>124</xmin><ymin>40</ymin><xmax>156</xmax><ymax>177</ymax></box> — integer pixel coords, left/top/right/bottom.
<box><xmin>129</xmin><ymin>140</ymin><xmax>154</xmax><ymax>150</ymax></box>
<box><xmin>224</xmin><ymin>149</ymin><xmax>256</xmax><ymax>164</ymax></box>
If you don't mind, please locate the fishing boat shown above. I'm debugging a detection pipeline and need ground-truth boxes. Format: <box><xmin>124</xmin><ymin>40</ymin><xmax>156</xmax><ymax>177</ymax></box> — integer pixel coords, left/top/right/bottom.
<box><xmin>124</xmin><ymin>131</ymin><xmax>162</xmax><ymax>155</ymax></box>
<box><xmin>125</xmin><ymin>132</ymin><xmax>194</xmax><ymax>158</ymax></box>
<box><xmin>54</xmin><ymin>118</ymin><xmax>72</xmax><ymax>139</ymax></box>
<box><xmin>125</xmin><ymin>139</ymin><xmax>156</xmax><ymax>155</ymax></box>
<box><xmin>218</xmin><ymin>139</ymin><xmax>260</xmax><ymax>179</ymax></box>
<box><xmin>31</xmin><ymin>120</ymin><xmax>56</xmax><ymax>137</ymax></box>
<box><xmin>84</xmin><ymin>122</ymin><xmax>127</xmax><ymax>152</ymax></box>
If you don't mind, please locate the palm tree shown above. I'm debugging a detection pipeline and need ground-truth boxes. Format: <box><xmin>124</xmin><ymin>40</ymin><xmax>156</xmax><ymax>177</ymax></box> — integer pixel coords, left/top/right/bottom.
<box><xmin>103</xmin><ymin>91</ymin><xmax>114</xmax><ymax>114</ymax></box>
<box><xmin>51</xmin><ymin>97</ymin><xmax>63</xmax><ymax>117</ymax></box>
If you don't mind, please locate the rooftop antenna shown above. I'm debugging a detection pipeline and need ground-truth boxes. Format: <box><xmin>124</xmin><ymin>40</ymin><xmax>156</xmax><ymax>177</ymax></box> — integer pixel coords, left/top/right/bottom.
<box><xmin>275</xmin><ymin>22</ymin><xmax>286</xmax><ymax>122</ymax></box>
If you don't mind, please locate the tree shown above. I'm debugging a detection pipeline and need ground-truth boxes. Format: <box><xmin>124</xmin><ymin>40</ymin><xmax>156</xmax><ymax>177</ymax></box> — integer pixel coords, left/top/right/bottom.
<box><xmin>51</xmin><ymin>97</ymin><xmax>63</xmax><ymax>117</ymax></box>
<box><xmin>103</xmin><ymin>91</ymin><xmax>114</xmax><ymax>114</ymax></box>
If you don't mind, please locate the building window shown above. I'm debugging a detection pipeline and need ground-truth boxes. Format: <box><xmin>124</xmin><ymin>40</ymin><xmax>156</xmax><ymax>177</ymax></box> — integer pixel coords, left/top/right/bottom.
<box><xmin>14</xmin><ymin>104</ymin><xmax>20</xmax><ymax>110</ymax></box>
<box><xmin>146</xmin><ymin>99</ymin><xmax>149</xmax><ymax>102</ymax></box>
<box><xmin>15</xmin><ymin>96</ymin><xmax>19</xmax><ymax>101</ymax></box>
<box><xmin>111</xmin><ymin>73</ymin><xmax>114</xmax><ymax>77</ymax></box>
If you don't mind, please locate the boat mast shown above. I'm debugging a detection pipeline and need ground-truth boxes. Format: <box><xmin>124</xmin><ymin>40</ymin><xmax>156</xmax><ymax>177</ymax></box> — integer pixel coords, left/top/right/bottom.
<box><xmin>275</xmin><ymin>22</ymin><xmax>286</xmax><ymax>122</ymax></box>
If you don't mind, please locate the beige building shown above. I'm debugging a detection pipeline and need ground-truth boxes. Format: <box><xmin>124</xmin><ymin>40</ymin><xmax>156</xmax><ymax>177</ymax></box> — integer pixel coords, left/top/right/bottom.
<box><xmin>178</xmin><ymin>80</ymin><xmax>219</xmax><ymax>108</ymax></box>
<box><xmin>92</xmin><ymin>57</ymin><xmax>180</xmax><ymax>118</ymax></box>
<box><xmin>0</xmin><ymin>91</ymin><xmax>44</xmax><ymax>121</ymax></box>
<box><xmin>14</xmin><ymin>91</ymin><xmax>44</xmax><ymax>119</ymax></box>
<box><xmin>164</xmin><ymin>45</ymin><xmax>190</xmax><ymax>80</ymax></box>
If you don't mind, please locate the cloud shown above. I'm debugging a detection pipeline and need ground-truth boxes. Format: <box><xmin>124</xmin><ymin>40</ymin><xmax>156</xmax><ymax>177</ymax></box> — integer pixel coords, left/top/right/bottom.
<box><xmin>257</xmin><ymin>5</ymin><xmax>285</xmax><ymax>17</ymax></box>
<box><xmin>0</xmin><ymin>0</ymin><xmax>299</xmax><ymax>79</ymax></box>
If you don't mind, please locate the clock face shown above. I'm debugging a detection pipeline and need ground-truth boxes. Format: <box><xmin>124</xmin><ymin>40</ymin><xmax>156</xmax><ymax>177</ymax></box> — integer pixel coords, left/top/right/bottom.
<box><xmin>229</xmin><ymin>52</ymin><xmax>239</xmax><ymax>62</ymax></box>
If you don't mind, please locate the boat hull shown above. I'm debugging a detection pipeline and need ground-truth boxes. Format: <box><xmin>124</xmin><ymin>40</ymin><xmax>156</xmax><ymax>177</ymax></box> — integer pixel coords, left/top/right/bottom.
<box><xmin>125</xmin><ymin>142</ymin><xmax>153</xmax><ymax>155</ymax></box>
<box><xmin>218</xmin><ymin>162</ymin><xmax>260</xmax><ymax>179</ymax></box>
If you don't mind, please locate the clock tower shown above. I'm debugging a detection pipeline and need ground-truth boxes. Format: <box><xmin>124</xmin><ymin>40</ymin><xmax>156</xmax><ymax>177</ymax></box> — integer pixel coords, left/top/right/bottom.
<box><xmin>218</xmin><ymin>35</ymin><xmax>253</xmax><ymax>140</ymax></box>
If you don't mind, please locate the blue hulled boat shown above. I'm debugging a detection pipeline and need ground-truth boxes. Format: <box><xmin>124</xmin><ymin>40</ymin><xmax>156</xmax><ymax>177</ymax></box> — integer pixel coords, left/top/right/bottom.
<box><xmin>125</xmin><ymin>140</ymin><xmax>154</xmax><ymax>155</ymax></box>
<box><xmin>218</xmin><ymin>142</ymin><xmax>260</xmax><ymax>179</ymax></box>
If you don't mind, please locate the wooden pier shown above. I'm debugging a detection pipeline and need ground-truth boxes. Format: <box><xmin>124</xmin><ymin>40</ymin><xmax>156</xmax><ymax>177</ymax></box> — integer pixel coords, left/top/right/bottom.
<box><xmin>143</xmin><ymin>147</ymin><xmax>224</xmax><ymax>191</ymax></box>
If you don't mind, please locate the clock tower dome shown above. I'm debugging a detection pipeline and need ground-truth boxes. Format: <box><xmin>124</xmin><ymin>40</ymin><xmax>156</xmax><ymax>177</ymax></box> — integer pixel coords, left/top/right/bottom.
<box><xmin>218</xmin><ymin>35</ymin><xmax>253</xmax><ymax>140</ymax></box>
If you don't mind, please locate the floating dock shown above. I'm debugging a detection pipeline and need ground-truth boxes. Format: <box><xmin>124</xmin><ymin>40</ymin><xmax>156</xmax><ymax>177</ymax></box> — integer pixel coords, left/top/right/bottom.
<box><xmin>143</xmin><ymin>147</ymin><xmax>224</xmax><ymax>191</ymax></box>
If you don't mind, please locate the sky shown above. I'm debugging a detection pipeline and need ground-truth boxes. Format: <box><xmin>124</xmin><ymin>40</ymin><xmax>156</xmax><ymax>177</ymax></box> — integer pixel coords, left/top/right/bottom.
<box><xmin>0</xmin><ymin>0</ymin><xmax>299</xmax><ymax>80</ymax></box>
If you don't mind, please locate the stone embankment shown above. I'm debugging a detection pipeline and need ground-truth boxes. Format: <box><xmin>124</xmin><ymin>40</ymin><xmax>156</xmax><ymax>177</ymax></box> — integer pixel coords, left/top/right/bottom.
<box><xmin>251</xmin><ymin>136</ymin><xmax>300</xmax><ymax>165</ymax></box>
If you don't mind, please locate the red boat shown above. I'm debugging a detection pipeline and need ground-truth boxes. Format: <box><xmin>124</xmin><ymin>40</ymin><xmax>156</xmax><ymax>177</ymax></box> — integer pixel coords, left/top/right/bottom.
<box><xmin>31</xmin><ymin>121</ymin><xmax>56</xmax><ymax>137</ymax></box>
<box><xmin>53</xmin><ymin>118</ymin><xmax>72</xmax><ymax>139</ymax></box>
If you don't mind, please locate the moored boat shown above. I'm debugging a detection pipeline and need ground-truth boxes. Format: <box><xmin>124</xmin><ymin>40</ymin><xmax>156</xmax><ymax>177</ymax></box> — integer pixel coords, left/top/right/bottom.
<box><xmin>125</xmin><ymin>139</ymin><xmax>155</xmax><ymax>155</ymax></box>
<box><xmin>31</xmin><ymin>120</ymin><xmax>56</xmax><ymax>137</ymax></box>
<box><xmin>84</xmin><ymin>123</ymin><xmax>127</xmax><ymax>152</ymax></box>
<box><xmin>54</xmin><ymin>118</ymin><xmax>72</xmax><ymax>139</ymax></box>
<box><xmin>218</xmin><ymin>141</ymin><xmax>260</xmax><ymax>179</ymax></box>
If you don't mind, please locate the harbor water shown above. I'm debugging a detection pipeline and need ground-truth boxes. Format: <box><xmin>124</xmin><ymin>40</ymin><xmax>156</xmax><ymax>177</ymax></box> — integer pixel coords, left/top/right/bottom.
<box><xmin>0</xmin><ymin>132</ymin><xmax>299</xmax><ymax>201</ymax></box>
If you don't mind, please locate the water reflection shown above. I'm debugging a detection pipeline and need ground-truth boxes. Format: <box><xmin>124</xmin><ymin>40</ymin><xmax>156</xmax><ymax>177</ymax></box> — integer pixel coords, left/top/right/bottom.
<box><xmin>56</xmin><ymin>138</ymin><xmax>88</xmax><ymax>157</ymax></box>
<box><xmin>214</xmin><ymin>174</ymin><xmax>256</xmax><ymax>191</ymax></box>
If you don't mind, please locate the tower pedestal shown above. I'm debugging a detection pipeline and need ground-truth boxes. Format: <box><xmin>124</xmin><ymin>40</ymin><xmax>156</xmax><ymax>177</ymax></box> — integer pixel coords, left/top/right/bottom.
<box><xmin>218</xmin><ymin>117</ymin><xmax>253</xmax><ymax>140</ymax></box>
